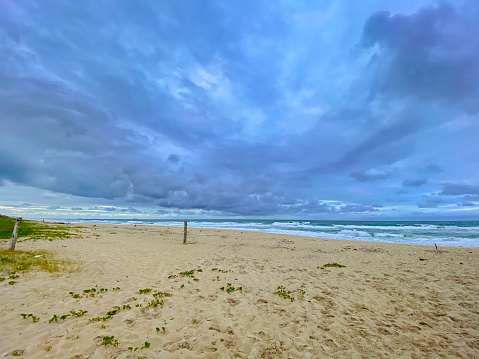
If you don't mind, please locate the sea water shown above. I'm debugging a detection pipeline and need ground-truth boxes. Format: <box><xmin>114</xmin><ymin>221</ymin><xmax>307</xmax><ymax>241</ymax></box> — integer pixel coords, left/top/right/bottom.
<box><xmin>54</xmin><ymin>219</ymin><xmax>479</xmax><ymax>247</ymax></box>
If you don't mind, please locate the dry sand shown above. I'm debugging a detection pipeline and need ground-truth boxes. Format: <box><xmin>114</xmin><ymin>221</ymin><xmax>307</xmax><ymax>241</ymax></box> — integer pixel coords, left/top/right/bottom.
<box><xmin>1</xmin><ymin>223</ymin><xmax>478</xmax><ymax>358</ymax></box>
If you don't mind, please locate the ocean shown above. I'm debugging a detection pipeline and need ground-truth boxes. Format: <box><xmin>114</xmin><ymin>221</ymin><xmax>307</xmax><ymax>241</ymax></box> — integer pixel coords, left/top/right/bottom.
<box><xmin>55</xmin><ymin>219</ymin><xmax>479</xmax><ymax>247</ymax></box>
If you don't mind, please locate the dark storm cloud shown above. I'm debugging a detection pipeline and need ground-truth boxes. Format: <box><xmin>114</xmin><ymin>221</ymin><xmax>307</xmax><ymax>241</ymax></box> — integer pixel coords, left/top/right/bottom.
<box><xmin>423</xmin><ymin>164</ymin><xmax>443</xmax><ymax>173</ymax></box>
<box><xmin>362</xmin><ymin>2</ymin><xmax>479</xmax><ymax>111</ymax></box>
<box><xmin>440</xmin><ymin>183</ymin><xmax>479</xmax><ymax>196</ymax></box>
<box><xmin>403</xmin><ymin>179</ymin><xmax>427</xmax><ymax>187</ymax></box>
<box><xmin>339</xmin><ymin>204</ymin><xmax>379</xmax><ymax>213</ymax></box>
<box><xmin>0</xmin><ymin>1</ymin><xmax>478</xmax><ymax>218</ymax></box>
<box><xmin>417</xmin><ymin>197</ymin><xmax>447</xmax><ymax>208</ymax></box>
<box><xmin>457</xmin><ymin>202</ymin><xmax>475</xmax><ymax>207</ymax></box>
<box><xmin>350</xmin><ymin>170</ymin><xmax>389</xmax><ymax>182</ymax></box>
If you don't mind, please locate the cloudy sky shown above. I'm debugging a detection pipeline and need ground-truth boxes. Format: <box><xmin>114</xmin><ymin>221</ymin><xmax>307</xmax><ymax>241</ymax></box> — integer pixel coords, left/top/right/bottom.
<box><xmin>1</xmin><ymin>0</ymin><xmax>478</xmax><ymax>220</ymax></box>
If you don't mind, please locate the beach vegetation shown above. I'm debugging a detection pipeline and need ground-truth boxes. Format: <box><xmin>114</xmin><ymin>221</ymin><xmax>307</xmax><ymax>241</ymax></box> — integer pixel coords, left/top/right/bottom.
<box><xmin>0</xmin><ymin>215</ymin><xmax>82</xmax><ymax>241</ymax></box>
<box><xmin>91</xmin><ymin>306</ymin><xmax>122</xmax><ymax>322</ymax></box>
<box><xmin>102</xmin><ymin>336</ymin><xmax>119</xmax><ymax>346</ymax></box>
<box><xmin>69</xmin><ymin>292</ymin><xmax>81</xmax><ymax>298</ymax></box>
<box><xmin>275</xmin><ymin>286</ymin><xmax>295</xmax><ymax>302</ymax></box>
<box><xmin>49</xmin><ymin>314</ymin><xmax>71</xmax><ymax>323</ymax></box>
<box><xmin>147</xmin><ymin>298</ymin><xmax>164</xmax><ymax>307</ymax></box>
<box><xmin>0</xmin><ymin>249</ymin><xmax>77</xmax><ymax>274</ymax></box>
<box><xmin>211</xmin><ymin>268</ymin><xmax>231</xmax><ymax>273</ymax></box>
<box><xmin>70</xmin><ymin>310</ymin><xmax>88</xmax><ymax>317</ymax></box>
<box><xmin>8</xmin><ymin>280</ymin><xmax>16</xmax><ymax>285</ymax></box>
<box><xmin>9</xmin><ymin>272</ymin><xmax>19</xmax><ymax>279</ymax></box>
<box><xmin>179</xmin><ymin>269</ymin><xmax>196</xmax><ymax>277</ymax></box>
<box><xmin>320</xmin><ymin>263</ymin><xmax>346</xmax><ymax>268</ymax></box>
<box><xmin>20</xmin><ymin>313</ymin><xmax>39</xmax><ymax>322</ymax></box>
<box><xmin>220</xmin><ymin>283</ymin><xmax>242</xmax><ymax>293</ymax></box>
<box><xmin>106</xmin><ymin>306</ymin><xmax>121</xmax><ymax>316</ymax></box>
<box><xmin>152</xmin><ymin>291</ymin><xmax>171</xmax><ymax>298</ymax></box>
<box><xmin>128</xmin><ymin>341</ymin><xmax>150</xmax><ymax>352</ymax></box>
<box><xmin>122</xmin><ymin>304</ymin><xmax>131</xmax><ymax>310</ymax></box>
<box><xmin>139</xmin><ymin>288</ymin><xmax>152</xmax><ymax>294</ymax></box>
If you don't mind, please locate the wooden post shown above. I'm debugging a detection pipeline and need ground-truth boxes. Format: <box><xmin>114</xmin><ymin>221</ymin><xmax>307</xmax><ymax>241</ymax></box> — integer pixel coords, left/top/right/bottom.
<box><xmin>183</xmin><ymin>220</ymin><xmax>188</xmax><ymax>245</ymax></box>
<box><xmin>9</xmin><ymin>217</ymin><xmax>22</xmax><ymax>251</ymax></box>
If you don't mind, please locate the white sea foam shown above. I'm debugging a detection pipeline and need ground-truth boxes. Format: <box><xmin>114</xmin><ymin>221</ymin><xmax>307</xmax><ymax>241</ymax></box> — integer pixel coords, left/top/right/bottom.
<box><xmin>47</xmin><ymin>218</ymin><xmax>479</xmax><ymax>247</ymax></box>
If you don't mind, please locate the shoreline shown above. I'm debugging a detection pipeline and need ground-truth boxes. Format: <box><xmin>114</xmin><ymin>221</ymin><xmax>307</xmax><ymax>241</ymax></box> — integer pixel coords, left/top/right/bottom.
<box><xmin>1</xmin><ymin>223</ymin><xmax>478</xmax><ymax>358</ymax></box>
<box><xmin>63</xmin><ymin>221</ymin><xmax>479</xmax><ymax>249</ymax></box>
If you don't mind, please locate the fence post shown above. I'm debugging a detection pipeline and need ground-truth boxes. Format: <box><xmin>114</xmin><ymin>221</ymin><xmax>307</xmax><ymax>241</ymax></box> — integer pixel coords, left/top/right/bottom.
<box><xmin>183</xmin><ymin>220</ymin><xmax>188</xmax><ymax>245</ymax></box>
<box><xmin>9</xmin><ymin>217</ymin><xmax>22</xmax><ymax>250</ymax></box>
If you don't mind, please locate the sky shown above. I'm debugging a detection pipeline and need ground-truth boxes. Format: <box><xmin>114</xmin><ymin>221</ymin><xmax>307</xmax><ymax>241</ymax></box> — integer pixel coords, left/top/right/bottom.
<box><xmin>0</xmin><ymin>0</ymin><xmax>478</xmax><ymax>220</ymax></box>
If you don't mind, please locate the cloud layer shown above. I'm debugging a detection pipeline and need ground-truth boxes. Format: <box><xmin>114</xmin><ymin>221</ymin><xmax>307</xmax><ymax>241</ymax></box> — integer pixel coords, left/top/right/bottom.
<box><xmin>0</xmin><ymin>1</ymin><xmax>478</xmax><ymax>219</ymax></box>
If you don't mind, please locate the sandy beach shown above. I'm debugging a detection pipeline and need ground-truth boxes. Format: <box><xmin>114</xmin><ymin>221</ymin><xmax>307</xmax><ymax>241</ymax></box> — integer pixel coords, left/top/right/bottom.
<box><xmin>1</xmin><ymin>223</ymin><xmax>478</xmax><ymax>358</ymax></box>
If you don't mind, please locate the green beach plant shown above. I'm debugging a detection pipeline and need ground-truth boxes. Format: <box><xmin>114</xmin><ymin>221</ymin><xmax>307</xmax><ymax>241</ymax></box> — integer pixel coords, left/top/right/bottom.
<box><xmin>275</xmin><ymin>286</ymin><xmax>295</xmax><ymax>302</ymax></box>
<box><xmin>211</xmin><ymin>268</ymin><xmax>232</xmax><ymax>273</ymax></box>
<box><xmin>69</xmin><ymin>292</ymin><xmax>81</xmax><ymax>298</ymax></box>
<box><xmin>91</xmin><ymin>305</ymin><xmax>122</xmax><ymax>322</ymax></box>
<box><xmin>9</xmin><ymin>272</ymin><xmax>19</xmax><ymax>279</ymax></box>
<box><xmin>220</xmin><ymin>283</ymin><xmax>243</xmax><ymax>293</ymax></box>
<box><xmin>147</xmin><ymin>299</ymin><xmax>164</xmax><ymax>307</ymax></box>
<box><xmin>179</xmin><ymin>269</ymin><xmax>195</xmax><ymax>277</ymax></box>
<box><xmin>20</xmin><ymin>313</ymin><xmax>39</xmax><ymax>322</ymax></box>
<box><xmin>70</xmin><ymin>310</ymin><xmax>88</xmax><ymax>317</ymax></box>
<box><xmin>102</xmin><ymin>336</ymin><xmax>119</xmax><ymax>346</ymax></box>
<box><xmin>320</xmin><ymin>263</ymin><xmax>346</xmax><ymax>269</ymax></box>
<box><xmin>152</xmin><ymin>291</ymin><xmax>171</xmax><ymax>298</ymax></box>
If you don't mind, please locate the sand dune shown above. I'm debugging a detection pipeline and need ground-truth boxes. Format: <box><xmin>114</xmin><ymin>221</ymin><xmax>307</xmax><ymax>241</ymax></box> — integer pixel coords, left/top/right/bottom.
<box><xmin>1</xmin><ymin>223</ymin><xmax>478</xmax><ymax>358</ymax></box>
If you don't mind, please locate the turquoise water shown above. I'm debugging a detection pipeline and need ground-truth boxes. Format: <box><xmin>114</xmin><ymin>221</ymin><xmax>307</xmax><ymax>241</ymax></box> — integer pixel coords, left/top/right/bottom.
<box><xmin>57</xmin><ymin>219</ymin><xmax>479</xmax><ymax>247</ymax></box>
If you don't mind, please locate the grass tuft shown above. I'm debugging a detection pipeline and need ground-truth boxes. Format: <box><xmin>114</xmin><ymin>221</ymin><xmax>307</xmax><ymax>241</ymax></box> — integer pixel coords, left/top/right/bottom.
<box><xmin>320</xmin><ymin>263</ymin><xmax>346</xmax><ymax>268</ymax></box>
<box><xmin>0</xmin><ymin>249</ymin><xmax>78</xmax><ymax>275</ymax></box>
